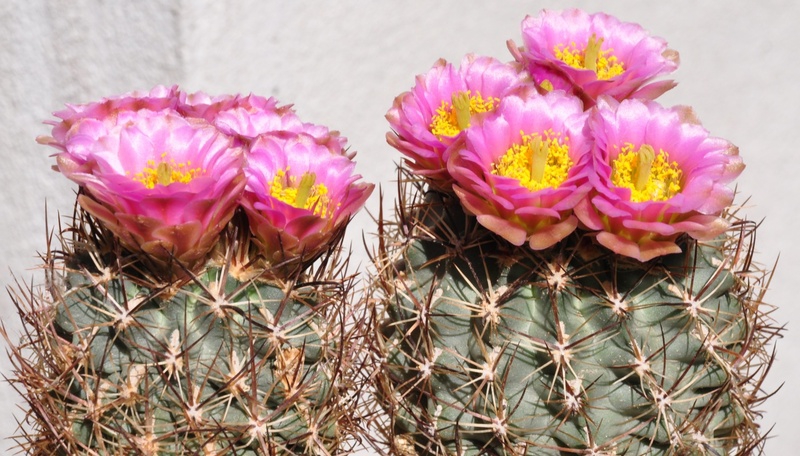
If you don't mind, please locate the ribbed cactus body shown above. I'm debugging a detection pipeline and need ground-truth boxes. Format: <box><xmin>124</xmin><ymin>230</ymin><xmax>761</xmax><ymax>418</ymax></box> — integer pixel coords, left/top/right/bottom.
<box><xmin>375</xmin><ymin>189</ymin><xmax>771</xmax><ymax>455</ymax></box>
<box><xmin>6</xmin><ymin>216</ymin><xmax>358</xmax><ymax>456</ymax></box>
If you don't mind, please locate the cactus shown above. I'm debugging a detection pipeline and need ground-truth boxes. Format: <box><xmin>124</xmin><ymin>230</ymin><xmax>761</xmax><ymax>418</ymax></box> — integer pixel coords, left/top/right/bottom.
<box><xmin>370</xmin><ymin>9</ymin><xmax>779</xmax><ymax>455</ymax></box>
<box><xmin>6</xmin><ymin>211</ymin><xmax>360</xmax><ymax>455</ymax></box>
<box><xmin>3</xmin><ymin>87</ymin><xmax>373</xmax><ymax>455</ymax></box>
<box><xmin>371</xmin><ymin>177</ymin><xmax>776</xmax><ymax>455</ymax></box>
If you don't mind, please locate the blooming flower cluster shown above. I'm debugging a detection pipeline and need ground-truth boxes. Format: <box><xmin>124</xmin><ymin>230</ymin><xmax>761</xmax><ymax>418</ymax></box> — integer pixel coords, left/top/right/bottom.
<box><xmin>386</xmin><ymin>9</ymin><xmax>743</xmax><ymax>261</ymax></box>
<box><xmin>40</xmin><ymin>86</ymin><xmax>373</xmax><ymax>275</ymax></box>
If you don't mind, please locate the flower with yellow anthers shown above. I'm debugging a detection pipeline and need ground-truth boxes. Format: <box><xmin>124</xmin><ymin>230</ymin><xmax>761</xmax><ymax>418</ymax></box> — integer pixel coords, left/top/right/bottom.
<box><xmin>448</xmin><ymin>92</ymin><xmax>593</xmax><ymax>249</ymax></box>
<box><xmin>386</xmin><ymin>54</ymin><xmax>536</xmax><ymax>186</ymax></box>
<box><xmin>509</xmin><ymin>9</ymin><xmax>679</xmax><ymax>105</ymax></box>
<box><xmin>429</xmin><ymin>90</ymin><xmax>500</xmax><ymax>139</ymax></box>
<box><xmin>575</xmin><ymin>98</ymin><xmax>744</xmax><ymax>261</ymax></box>
<box><xmin>41</xmin><ymin>101</ymin><xmax>245</xmax><ymax>274</ymax></box>
<box><xmin>132</xmin><ymin>154</ymin><xmax>205</xmax><ymax>190</ymax></box>
<box><xmin>554</xmin><ymin>34</ymin><xmax>625</xmax><ymax>82</ymax></box>
<box><xmin>241</xmin><ymin>132</ymin><xmax>373</xmax><ymax>270</ymax></box>
<box><xmin>268</xmin><ymin>169</ymin><xmax>332</xmax><ymax>218</ymax></box>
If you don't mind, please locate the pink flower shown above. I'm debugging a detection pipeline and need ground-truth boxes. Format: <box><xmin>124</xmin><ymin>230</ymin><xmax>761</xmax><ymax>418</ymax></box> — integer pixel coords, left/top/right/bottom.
<box><xmin>447</xmin><ymin>92</ymin><xmax>593</xmax><ymax>249</ymax></box>
<box><xmin>575</xmin><ymin>98</ymin><xmax>744</xmax><ymax>261</ymax></box>
<box><xmin>40</xmin><ymin>94</ymin><xmax>245</xmax><ymax>273</ymax></box>
<box><xmin>241</xmin><ymin>132</ymin><xmax>374</xmax><ymax>267</ymax></box>
<box><xmin>43</xmin><ymin>85</ymin><xmax>181</xmax><ymax>153</ymax></box>
<box><xmin>386</xmin><ymin>54</ymin><xmax>536</xmax><ymax>186</ymax></box>
<box><xmin>512</xmin><ymin>9</ymin><xmax>679</xmax><ymax>105</ymax></box>
<box><xmin>179</xmin><ymin>91</ymin><xmax>349</xmax><ymax>155</ymax></box>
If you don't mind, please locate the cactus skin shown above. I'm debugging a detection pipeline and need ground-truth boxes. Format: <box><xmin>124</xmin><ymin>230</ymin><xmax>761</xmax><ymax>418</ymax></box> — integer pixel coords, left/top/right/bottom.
<box><xmin>372</xmin><ymin>176</ymin><xmax>777</xmax><ymax>455</ymax></box>
<box><xmin>4</xmin><ymin>210</ymin><xmax>365</xmax><ymax>455</ymax></box>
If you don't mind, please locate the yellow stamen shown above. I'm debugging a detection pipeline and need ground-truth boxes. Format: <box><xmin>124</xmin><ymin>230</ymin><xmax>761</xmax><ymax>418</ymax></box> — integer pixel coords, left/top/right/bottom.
<box><xmin>269</xmin><ymin>168</ymin><xmax>333</xmax><ymax>217</ymax></box>
<box><xmin>430</xmin><ymin>90</ymin><xmax>500</xmax><ymax>139</ymax></box>
<box><xmin>553</xmin><ymin>34</ymin><xmax>625</xmax><ymax>80</ymax></box>
<box><xmin>539</xmin><ymin>79</ymin><xmax>554</xmax><ymax>93</ymax></box>
<box><xmin>131</xmin><ymin>153</ymin><xmax>204</xmax><ymax>189</ymax></box>
<box><xmin>611</xmin><ymin>143</ymin><xmax>683</xmax><ymax>202</ymax></box>
<box><xmin>492</xmin><ymin>131</ymin><xmax>573</xmax><ymax>191</ymax></box>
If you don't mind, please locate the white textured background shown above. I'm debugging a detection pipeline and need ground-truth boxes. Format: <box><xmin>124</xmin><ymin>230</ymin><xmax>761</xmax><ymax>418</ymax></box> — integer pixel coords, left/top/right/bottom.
<box><xmin>1</xmin><ymin>1</ymin><xmax>797</xmax><ymax>453</ymax></box>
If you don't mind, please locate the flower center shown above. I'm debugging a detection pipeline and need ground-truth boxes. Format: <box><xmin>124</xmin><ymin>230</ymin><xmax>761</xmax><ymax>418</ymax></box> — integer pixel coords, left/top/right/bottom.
<box><xmin>611</xmin><ymin>143</ymin><xmax>683</xmax><ymax>202</ymax></box>
<box><xmin>132</xmin><ymin>153</ymin><xmax>204</xmax><ymax>189</ymax></box>
<box><xmin>269</xmin><ymin>168</ymin><xmax>332</xmax><ymax>217</ymax></box>
<box><xmin>554</xmin><ymin>34</ymin><xmax>625</xmax><ymax>80</ymax></box>
<box><xmin>491</xmin><ymin>131</ymin><xmax>573</xmax><ymax>191</ymax></box>
<box><xmin>430</xmin><ymin>90</ymin><xmax>500</xmax><ymax>139</ymax></box>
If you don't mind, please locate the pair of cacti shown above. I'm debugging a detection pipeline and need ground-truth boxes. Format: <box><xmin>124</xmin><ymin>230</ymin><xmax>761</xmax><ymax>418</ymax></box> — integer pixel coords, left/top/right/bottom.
<box><xmin>4</xmin><ymin>8</ymin><xmax>777</xmax><ymax>456</ymax></box>
<box><xmin>6</xmin><ymin>87</ymin><xmax>374</xmax><ymax>455</ymax></box>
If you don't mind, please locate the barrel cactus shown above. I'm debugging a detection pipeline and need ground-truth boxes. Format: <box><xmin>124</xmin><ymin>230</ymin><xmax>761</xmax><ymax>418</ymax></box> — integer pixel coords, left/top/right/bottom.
<box><xmin>371</xmin><ymin>9</ymin><xmax>778</xmax><ymax>455</ymax></box>
<box><xmin>4</xmin><ymin>86</ymin><xmax>373</xmax><ymax>455</ymax></box>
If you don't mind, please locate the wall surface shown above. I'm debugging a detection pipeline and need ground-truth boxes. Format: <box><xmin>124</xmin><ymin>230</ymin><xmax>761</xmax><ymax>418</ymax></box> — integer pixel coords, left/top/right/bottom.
<box><xmin>1</xmin><ymin>1</ymin><xmax>797</xmax><ymax>453</ymax></box>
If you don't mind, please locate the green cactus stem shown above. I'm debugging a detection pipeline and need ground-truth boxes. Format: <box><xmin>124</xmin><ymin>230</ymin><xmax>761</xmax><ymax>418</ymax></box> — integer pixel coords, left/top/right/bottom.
<box><xmin>370</xmin><ymin>171</ymin><xmax>779</xmax><ymax>456</ymax></box>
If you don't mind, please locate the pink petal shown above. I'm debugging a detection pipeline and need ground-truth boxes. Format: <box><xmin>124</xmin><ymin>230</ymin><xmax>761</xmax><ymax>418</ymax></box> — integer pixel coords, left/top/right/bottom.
<box><xmin>476</xmin><ymin>214</ymin><xmax>527</xmax><ymax>246</ymax></box>
<box><xmin>528</xmin><ymin>216</ymin><xmax>579</xmax><ymax>250</ymax></box>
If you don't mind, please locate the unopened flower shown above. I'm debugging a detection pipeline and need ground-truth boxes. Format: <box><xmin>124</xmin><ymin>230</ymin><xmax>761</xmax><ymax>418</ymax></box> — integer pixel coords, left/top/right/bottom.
<box><xmin>41</xmin><ymin>101</ymin><xmax>245</xmax><ymax>273</ymax></box>
<box><xmin>448</xmin><ymin>92</ymin><xmax>592</xmax><ymax>249</ymax></box>
<box><xmin>386</xmin><ymin>54</ymin><xmax>535</xmax><ymax>185</ymax></box>
<box><xmin>241</xmin><ymin>132</ymin><xmax>373</xmax><ymax>268</ymax></box>
<box><xmin>575</xmin><ymin>98</ymin><xmax>744</xmax><ymax>261</ymax></box>
<box><xmin>512</xmin><ymin>9</ymin><xmax>679</xmax><ymax>105</ymax></box>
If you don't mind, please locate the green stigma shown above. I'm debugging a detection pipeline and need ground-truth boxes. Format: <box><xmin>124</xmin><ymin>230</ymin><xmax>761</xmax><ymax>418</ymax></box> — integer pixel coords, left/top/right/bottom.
<box><xmin>634</xmin><ymin>144</ymin><xmax>655</xmax><ymax>192</ymax></box>
<box><xmin>451</xmin><ymin>92</ymin><xmax>472</xmax><ymax>130</ymax></box>
<box><xmin>294</xmin><ymin>172</ymin><xmax>317</xmax><ymax>208</ymax></box>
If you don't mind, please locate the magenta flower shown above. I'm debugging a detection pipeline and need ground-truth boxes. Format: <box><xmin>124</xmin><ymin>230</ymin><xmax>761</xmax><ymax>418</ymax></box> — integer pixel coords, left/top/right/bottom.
<box><xmin>575</xmin><ymin>98</ymin><xmax>744</xmax><ymax>261</ymax></box>
<box><xmin>386</xmin><ymin>54</ymin><xmax>536</xmax><ymax>185</ymax></box>
<box><xmin>179</xmin><ymin>91</ymin><xmax>349</xmax><ymax>155</ymax></box>
<box><xmin>40</xmin><ymin>96</ymin><xmax>245</xmax><ymax>273</ymax></box>
<box><xmin>241</xmin><ymin>132</ymin><xmax>374</xmax><ymax>267</ymax></box>
<box><xmin>447</xmin><ymin>92</ymin><xmax>593</xmax><ymax>249</ymax></box>
<box><xmin>43</xmin><ymin>85</ymin><xmax>180</xmax><ymax>151</ymax></box>
<box><xmin>513</xmin><ymin>9</ymin><xmax>679</xmax><ymax>105</ymax></box>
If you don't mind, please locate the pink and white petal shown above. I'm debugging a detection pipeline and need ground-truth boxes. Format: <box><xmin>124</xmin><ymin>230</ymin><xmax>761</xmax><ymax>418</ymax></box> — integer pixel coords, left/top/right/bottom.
<box><xmin>476</xmin><ymin>214</ymin><xmax>528</xmax><ymax>246</ymax></box>
<box><xmin>528</xmin><ymin>216</ymin><xmax>579</xmax><ymax>250</ymax></box>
